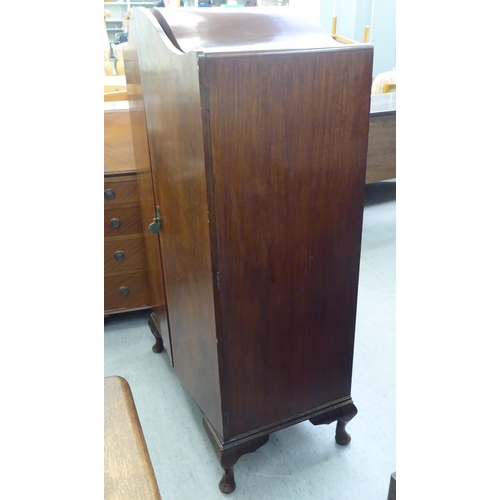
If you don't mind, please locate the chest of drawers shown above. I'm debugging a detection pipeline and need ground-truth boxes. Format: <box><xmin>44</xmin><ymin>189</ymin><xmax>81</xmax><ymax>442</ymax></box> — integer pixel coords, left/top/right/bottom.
<box><xmin>104</xmin><ymin>102</ymin><xmax>152</xmax><ymax>315</ymax></box>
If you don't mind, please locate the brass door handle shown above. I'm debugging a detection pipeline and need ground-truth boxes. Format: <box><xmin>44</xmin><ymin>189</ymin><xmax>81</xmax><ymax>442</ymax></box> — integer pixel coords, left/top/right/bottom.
<box><xmin>148</xmin><ymin>206</ymin><xmax>162</xmax><ymax>234</ymax></box>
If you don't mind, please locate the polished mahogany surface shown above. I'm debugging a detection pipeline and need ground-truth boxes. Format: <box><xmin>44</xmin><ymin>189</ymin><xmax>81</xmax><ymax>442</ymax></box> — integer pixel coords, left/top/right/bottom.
<box><xmin>152</xmin><ymin>7</ymin><xmax>341</xmax><ymax>54</ymax></box>
<box><xmin>128</xmin><ymin>6</ymin><xmax>373</xmax><ymax>481</ymax></box>
<box><xmin>127</xmin><ymin>8</ymin><xmax>223</xmax><ymax>435</ymax></box>
<box><xmin>206</xmin><ymin>48</ymin><xmax>372</xmax><ymax>437</ymax></box>
<box><xmin>125</xmin><ymin>36</ymin><xmax>173</xmax><ymax>364</ymax></box>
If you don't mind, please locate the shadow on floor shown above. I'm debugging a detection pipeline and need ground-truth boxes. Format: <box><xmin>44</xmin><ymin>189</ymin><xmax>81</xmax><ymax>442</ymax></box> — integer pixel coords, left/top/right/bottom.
<box><xmin>364</xmin><ymin>180</ymin><xmax>396</xmax><ymax>206</ymax></box>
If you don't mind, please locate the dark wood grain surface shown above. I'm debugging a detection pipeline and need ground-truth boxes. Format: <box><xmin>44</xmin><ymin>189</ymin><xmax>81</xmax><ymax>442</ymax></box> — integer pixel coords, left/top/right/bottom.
<box><xmin>205</xmin><ymin>46</ymin><xmax>372</xmax><ymax>437</ymax></box>
<box><xmin>128</xmin><ymin>8</ymin><xmax>223</xmax><ymax>436</ymax></box>
<box><xmin>125</xmin><ymin>33</ymin><xmax>174</xmax><ymax>364</ymax></box>
<box><xmin>129</xmin><ymin>9</ymin><xmax>373</xmax><ymax>478</ymax></box>
<box><xmin>104</xmin><ymin>376</ymin><xmax>161</xmax><ymax>500</ymax></box>
<box><xmin>152</xmin><ymin>7</ymin><xmax>341</xmax><ymax>54</ymax></box>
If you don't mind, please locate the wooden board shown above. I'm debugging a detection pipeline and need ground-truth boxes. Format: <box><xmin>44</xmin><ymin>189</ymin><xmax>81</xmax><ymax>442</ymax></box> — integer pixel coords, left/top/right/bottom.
<box><xmin>104</xmin><ymin>376</ymin><xmax>161</xmax><ymax>500</ymax></box>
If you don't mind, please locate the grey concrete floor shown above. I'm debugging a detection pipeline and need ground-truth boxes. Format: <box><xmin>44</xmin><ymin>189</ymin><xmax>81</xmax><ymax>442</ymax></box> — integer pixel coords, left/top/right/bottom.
<box><xmin>104</xmin><ymin>180</ymin><xmax>396</xmax><ymax>499</ymax></box>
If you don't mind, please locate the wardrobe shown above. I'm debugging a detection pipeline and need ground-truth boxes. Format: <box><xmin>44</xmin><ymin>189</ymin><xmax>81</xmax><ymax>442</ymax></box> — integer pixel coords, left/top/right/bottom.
<box><xmin>126</xmin><ymin>7</ymin><xmax>373</xmax><ymax>492</ymax></box>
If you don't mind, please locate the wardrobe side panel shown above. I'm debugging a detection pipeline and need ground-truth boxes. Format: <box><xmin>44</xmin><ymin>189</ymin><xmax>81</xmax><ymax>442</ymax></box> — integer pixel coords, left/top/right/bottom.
<box><xmin>207</xmin><ymin>47</ymin><xmax>373</xmax><ymax>438</ymax></box>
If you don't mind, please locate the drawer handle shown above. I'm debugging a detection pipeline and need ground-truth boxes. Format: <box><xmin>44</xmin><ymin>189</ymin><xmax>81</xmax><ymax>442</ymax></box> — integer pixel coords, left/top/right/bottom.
<box><xmin>114</xmin><ymin>251</ymin><xmax>126</xmax><ymax>262</ymax></box>
<box><xmin>119</xmin><ymin>286</ymin><xmax>130</xmax><ymax>297</ymax></box>
<box><xmin>104</xmin><ymin>189</ymin><xmax>116</xmax><ymax>200</ymax></box>
<box><xmin>109</xmin><ymin>218</ymin><xmax>121</xmax><ymax>229</ymax></box>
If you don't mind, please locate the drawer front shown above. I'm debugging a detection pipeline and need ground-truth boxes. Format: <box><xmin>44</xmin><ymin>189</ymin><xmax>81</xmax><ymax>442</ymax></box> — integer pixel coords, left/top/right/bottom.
<box><xmin>104</xmin><ymin>271</ymin><xmax>151</xmax><ymax>312</ymax></box>
<box><xmin>104</xmin><ymin>237</ymin><xmax>148</xmax><ymax>274</ymax></box>
<box><xmin>104</xmin><ymin>178</ymin><xmax>139</xmax><ymax>205</ymax></box>
<box><xmin>104</xmin><ymin>207</ymin><xmax>142</xmax><ymax>237</ymax></box>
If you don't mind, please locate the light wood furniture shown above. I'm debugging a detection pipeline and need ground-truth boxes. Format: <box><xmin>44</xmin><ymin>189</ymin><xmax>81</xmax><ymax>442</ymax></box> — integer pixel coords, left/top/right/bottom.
<box><xmin>104</xmin><ymin>376</ymin><xmax>161</xmax><ymax>499</ymax></box>
<box><xmin>383</xmin><ymin>82</ymin><xmax>396</xmax><ymax>93</ymax></box>
<box><xmin>104</xmin><ymin>101</ymin><xmax>152</xmax><ymax>315</ymax></box>
<box><xmin>371</xmin><ymin>70</ymin><xmax>396</xmax><ymax>95</ymax></box>
<box><xmin>105</xmin><ymin>75</ymin><xmax>127</xmax><ymax>94</ymax></box>
<box><xmin>128</xmin><ymin>7</ymin><xmax>373</xmax><ymax>493</ymax></box>
<box><xmin>112</xmin><ymin>43</ymin><xmax>127</xmax><ymax>76</ymax></box>
<box><xmin>332</xmin><ymin>16</ymin><xmax>370</xmax><ymax>44</ymax></box>
<box><xmin>104</xmin><ymin>90</ymin><xmax>128</xmax><ymax>102</ymax></box>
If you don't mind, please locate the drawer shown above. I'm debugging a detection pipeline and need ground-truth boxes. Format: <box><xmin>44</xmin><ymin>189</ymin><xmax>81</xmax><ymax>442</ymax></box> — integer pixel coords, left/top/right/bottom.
<box><xmin>104</xmin><ymin>207</ymin><xmax>143</xmax><ymax>237</ymax></box>
<box><xmin>104</xmin><ymin>177</ymin><xmax>139</xmax><ymax>205</ymax></box>
<box><xmin>104</xmin><ymin>271</ymin><xmax>152</xmax><ymax>312</ymax></box>
<box><xmin>105</xmin><ymin>237</ymin><xmax>148</xmax><ymax>274</ymax></box>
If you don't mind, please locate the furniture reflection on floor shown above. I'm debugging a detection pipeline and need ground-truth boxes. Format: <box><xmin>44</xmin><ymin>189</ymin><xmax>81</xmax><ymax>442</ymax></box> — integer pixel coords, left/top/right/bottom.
<box><xmin>104</xmin><ymin>100</ymin><xmax>152</xmax><ymax>316</ymax></box>
<box><xmin>104</xmin><ymin>376</ymin><xmax>162</xmax><ymax>499</ymax></box>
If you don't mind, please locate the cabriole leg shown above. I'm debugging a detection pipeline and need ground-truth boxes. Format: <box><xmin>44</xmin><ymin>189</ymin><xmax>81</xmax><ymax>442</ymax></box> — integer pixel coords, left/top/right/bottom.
<box><xmin>219</xmin><ymin>467</ymin><xmax>236</xmax><ymax>494</ymax></box>
<box><xmin>148</xmin><ymin>313</ymin><xmax>164</xmax><ymax>353</ymax></box>
<box><xmin>335</xmin><ymin>404</ymin><xmax>358</xmax><ymax>446</ymax></box>
<box><xmin>309</xmin><ymin>401</ymin><xmax>358</xmax><ymax>446</ymax></box>
<box><xmin>203</xmin><ymin>417</ymin><xmax>269</xmax><ymax>494</ymax></box>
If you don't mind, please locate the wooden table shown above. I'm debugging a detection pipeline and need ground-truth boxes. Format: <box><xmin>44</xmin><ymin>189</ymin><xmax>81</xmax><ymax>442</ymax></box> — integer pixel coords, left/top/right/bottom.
<box><xmin>104</xmin><ymin>376</ymin><xmax>161</xmax><ymax>499</ymax></box>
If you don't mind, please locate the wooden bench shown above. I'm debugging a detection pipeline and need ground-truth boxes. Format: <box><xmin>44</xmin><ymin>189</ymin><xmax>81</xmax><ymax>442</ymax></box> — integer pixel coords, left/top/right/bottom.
<box><xmin>104</xmin><ymin>376</ymin><xmax>161</xmax><ymax>499</ymax></box>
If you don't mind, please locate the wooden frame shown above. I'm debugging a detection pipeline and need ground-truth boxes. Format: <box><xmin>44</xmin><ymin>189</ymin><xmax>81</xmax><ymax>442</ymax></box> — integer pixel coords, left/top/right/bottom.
<box><xmin>382</xmin><ymin>82</ymin><xmax>396</xmax><ymax>93</ymax></box>
<box><xmin>332</xmin><ymin>16</ymin><xmax>370</xmax><ymax>44</ymax></box>
<box><xmin>104</xmin><ymin>90</ymin><xmax>128</xmax><ymax>102</ymax></box>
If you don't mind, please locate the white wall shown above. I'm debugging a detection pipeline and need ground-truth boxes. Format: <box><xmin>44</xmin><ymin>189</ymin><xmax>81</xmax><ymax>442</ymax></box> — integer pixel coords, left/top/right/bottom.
<box><xmin>288</xmin><ymin>0</ymin><xmax>321</xmax><ymax>20</ymax></box>
<box><xmin>335</xmin><ymin>0</ymin><xmax>395</xmax><ymax>76</ymax></box>
<box><xmin>290</xmin><ymin>0</ymin><xmax>396</xmax><ymax>77</ymax></box>
<box><xmin>370</xmin><ymin>0</ymin><xmax>396</xmax><ymax>76</ymax></box>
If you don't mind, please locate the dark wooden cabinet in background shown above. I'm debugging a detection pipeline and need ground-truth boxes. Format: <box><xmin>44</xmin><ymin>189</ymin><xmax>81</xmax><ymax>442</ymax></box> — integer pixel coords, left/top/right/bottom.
<box><xmin>126</xmin><ymin>7</ymin><xmax>373</xmax><ymax>493</ymax></box>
